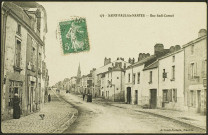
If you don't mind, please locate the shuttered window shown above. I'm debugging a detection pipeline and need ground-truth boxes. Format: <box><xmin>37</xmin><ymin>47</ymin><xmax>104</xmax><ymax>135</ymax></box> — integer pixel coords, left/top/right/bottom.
<box><xmin>168</xmin><ymin>89</ymin><xmax>172</xmax><ymax>102</ymax></box>
<box><xmin>173</xmin><ymin>89</ymin><xmax>177</xmax><ymax>102</ymax></box>
<box><xmin>163</xmin><ymin>90</ymin><xmax>168</xmax><ymax>102</ymax></box>
<box><xmin>15</xmin><ymin>40</ymin><xmax>21</xmax><ymax>68</ymax></box>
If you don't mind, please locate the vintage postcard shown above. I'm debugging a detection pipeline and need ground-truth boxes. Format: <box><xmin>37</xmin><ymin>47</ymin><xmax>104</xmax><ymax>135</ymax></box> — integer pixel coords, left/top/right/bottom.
<box><xmin>1</xmin><ymin>1</ymin><xmax>207</xmax><ymax>134</ymax></box>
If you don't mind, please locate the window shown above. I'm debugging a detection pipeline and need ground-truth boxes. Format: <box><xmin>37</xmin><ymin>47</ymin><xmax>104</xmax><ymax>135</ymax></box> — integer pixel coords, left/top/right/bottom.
<box><xmin>163</xmin><ymin>89</ymin><xmax>172</xmax><ymax>102</ymax></box>
<box><xmin>128</xmin><ymin>73</ymin><xmax>131</xmax><ymax>83</ymax></box>
<box><xmin>15</xmin><ymin>40</ymin><xmax>21</xmax><ymax>67</ymax></box>
<box><xmin>173</xmin><ymin>89</ymin><xmax>177</xmax><ymax>102</ymax></box>
<box><xmin>190</xmin><ymin>90</ymin><xmax>196</xmax><ymax>107</ymax></box>
<box><xmin>17</xmin><ymin>24</ymin><xmax>21</xmax><ymax>35</ymax></box>
<box><xmin>163</xmin><ymin>90</ymin><xmax>168</xmax><ymax>102</ymax></box>
<box><xmin>38</xmin><ymin>53</ymin><xmax>41</xmax><ymax>68</ymax></box>
<box><xmin>133</xmin><ymin>73</ymin><xmax>136</xmax><ymax>84</ymax></box>
<box><xmin>137</xmin><ymin>72</ymin><xmax>140</xmax><ymax>84</ymax></box>
<box><xmin>190</xmin><ymin>63</ymin><xmax>195</xmax><ymax>79</ymax></box>
<box><xmin>172</xmin><ymin>56</ymin><xmax>175</xmax><ymax>62</ymax></box>
<box><xmin>163</xmin><ymin>69</ymin><xmax>167</xmax><ymax>81</ymax></box>
<box><xmin>202</xmin><ymin>60</ymin><xmax>207</xmax><ymax>78</ymax></box>
<box><xmin>8</xmin><ymin>80</ymin><xmax>23</xmax><ymax>107</ymax></box>
<box><xmin>117</xmin><ymin>77</ymin><xmax>119</xmax><ymax>79</ymax></box>
<box><xmin>171</xmin><ymin>66</ymin><xmax>175</xmax><ymax>80</ymax></box>
<box><xmin>191</xmin><ymin>45</ymin><xmax>194</xmax><ymax>54</ymax></box>
<box><xmin>149</xmin><ymin>71</ymin><xmax>152</xmax><ymax>83</ymax></box>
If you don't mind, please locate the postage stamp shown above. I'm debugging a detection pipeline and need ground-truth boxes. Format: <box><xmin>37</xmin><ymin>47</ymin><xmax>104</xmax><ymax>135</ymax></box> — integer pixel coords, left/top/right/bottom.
<box><xmin>59</xmin><ymin>17</ymin><xmax>90</xmax><ymax>54</ymax></box>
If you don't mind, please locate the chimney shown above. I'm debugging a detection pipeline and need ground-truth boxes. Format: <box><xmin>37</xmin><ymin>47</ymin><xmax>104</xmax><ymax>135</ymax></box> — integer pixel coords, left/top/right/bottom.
<box><xmin>132</xmin><ymin>58</ymin><xmax>135</xmax><ymax>64</ymax></box>
<box><xmin>170</xmin><ymin>46</ymin><xmax>175</xmax><ymax>53</ymax></box>
<box><xmin>154</xmin><ymin>43</ymin><xmax>164</xmax><ymax>55</ymax></box>
<box><xmin>175</xmin><ymin>45</ymin><xmax>181</xmax><ymax>51</ymax></box>
<box><xmin>146</xmin><ymin>53</ymin><xmax>150</xmax><ymax>57</ymax></box>
<box><xmin>104</xmin><ymin>57</ymin><xmax>111</xmax><ymax>66</ymax></box>
<box><xmin>128</xmin><ymin>58</ymin><xmax>131</xmax><ymax>63</ymax></box>
<box><xmin>138</xmin><ymin>53</ymin><xmax>143</xmax><ymax>61</ymax></box>
<box><xmin>198</xmin><ymin>29</ymin><xmax>207</xmax><ymax>37</ymax></box>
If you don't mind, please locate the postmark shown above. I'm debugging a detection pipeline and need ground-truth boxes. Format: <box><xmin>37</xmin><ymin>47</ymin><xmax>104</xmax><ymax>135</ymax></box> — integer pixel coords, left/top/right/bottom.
<box><xmin>59</xmin><ymin>17</ymin><xmax>90</xmax><ymax>54</ymax></box>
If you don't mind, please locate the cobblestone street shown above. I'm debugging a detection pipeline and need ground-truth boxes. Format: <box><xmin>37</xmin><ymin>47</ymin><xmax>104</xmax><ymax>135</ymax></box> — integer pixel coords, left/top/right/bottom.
<box><xmin>1</xmin><ymin>89</ymin><xmax>77</xmax><ymax>133</ymax></box>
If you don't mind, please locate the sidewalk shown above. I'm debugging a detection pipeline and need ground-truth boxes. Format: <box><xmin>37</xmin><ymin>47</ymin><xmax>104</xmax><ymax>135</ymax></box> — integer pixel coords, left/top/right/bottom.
<box><xmin>110</xmin><ymin>103</ymin><xmax>206</xmax><ymax>131</ymax></box>
<box><xmin>1</xmin><ymin>90</ymin><xmax>78</xmax><ymax>133</ymax></box>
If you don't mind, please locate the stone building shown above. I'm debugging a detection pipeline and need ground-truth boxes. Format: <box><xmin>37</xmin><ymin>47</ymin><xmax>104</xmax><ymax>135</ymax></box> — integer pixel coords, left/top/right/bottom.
<box><xmin>95</xmin><ymin>57</ymin><xmax>130</xmax><ymax>98</ymax></box>
<box><xmin>183</xmin><ymin>29</ymin><xmax>207</xmax><ymax>115</ymax></box>
<box><xmin>1</xmin><ymin>2</ymin><xmax>48</xmax><ymax>120</ymax></box>
<box><xmin>103</xmin><ymin>62</ymin><xmax>125</xmax><ymax>101</ymax></box>
<box><xmin>125</xmin><ymin>44</ymin><xmax>170</xmax><ymax>106</ymax></box>
<box><xmin>158</xmin><ymin>46</ymin><xmax>185</xmax><ymax>111</ymax></box>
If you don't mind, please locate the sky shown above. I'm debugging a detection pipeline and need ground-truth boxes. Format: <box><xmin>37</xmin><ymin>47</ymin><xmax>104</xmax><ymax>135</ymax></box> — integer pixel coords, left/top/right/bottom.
<box><xmin>38</xmin><ymin>2</ymin><xmax>207</xmax><ymax>86</ymax></box>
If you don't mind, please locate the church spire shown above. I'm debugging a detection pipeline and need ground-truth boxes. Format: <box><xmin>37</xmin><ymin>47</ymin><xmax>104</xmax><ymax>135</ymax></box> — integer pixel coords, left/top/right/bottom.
<box><xmin>77</xmin><ymin>62</ymin><xmax>81</xmax><ymax>78</ymax></box>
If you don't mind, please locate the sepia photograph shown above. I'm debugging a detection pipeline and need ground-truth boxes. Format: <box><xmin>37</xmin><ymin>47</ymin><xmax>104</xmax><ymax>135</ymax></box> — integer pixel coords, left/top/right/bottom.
<box><xmin>1</xmin><ymin>1</ymin><xmax>207</xmax><ymax>134</ymax></box>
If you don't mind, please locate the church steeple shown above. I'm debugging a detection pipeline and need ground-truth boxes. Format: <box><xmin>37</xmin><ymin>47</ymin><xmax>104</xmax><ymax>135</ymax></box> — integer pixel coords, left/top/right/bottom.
<box><xmin>77</xmin><ymin>62</ymin><xmax>81</xmax><ymax>78</ymax></box>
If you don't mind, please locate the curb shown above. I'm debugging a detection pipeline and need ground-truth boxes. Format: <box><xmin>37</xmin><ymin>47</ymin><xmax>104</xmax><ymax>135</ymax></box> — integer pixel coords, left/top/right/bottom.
<box><xmin>51</xmin><ymin>90</ymin><xmax>78</xmax><ymax>133</ymax></box>
<box><xmin>112</xmin><ymin>104</ymin><xmax>206</xmax><ymax>132</ymax></box>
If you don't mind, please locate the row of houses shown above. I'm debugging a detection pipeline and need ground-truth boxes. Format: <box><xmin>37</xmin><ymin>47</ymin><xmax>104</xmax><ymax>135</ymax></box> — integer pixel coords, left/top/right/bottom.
<box><xmin>1</xmin><ymin>2</ymin><xmax>49</xmax><ymax>121</ymax></box>
<box><xmin>55</xmin><ymin>29</ymin><xmax>207</xmax><ymax>115</ymax></box>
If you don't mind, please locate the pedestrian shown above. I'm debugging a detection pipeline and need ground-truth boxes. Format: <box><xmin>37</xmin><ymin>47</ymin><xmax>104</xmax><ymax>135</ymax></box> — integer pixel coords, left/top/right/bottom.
<box><xmin>13</xmin><ymin>93</ymin><xmax>20</xmax><ymax>119</ymax></box>
<box><xmin>83</xmin><ymin>93</ymin><xmax>85</xmax><ymax>101</ymax></box>
<box><xmin>48</xmin><ymin>94</ymin><xmax>51</xmax><ymax>102</ymax></box>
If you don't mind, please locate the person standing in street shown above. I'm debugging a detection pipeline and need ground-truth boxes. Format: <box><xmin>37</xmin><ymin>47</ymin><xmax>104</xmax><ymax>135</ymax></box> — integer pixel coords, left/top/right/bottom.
<box><xmin>13</xmin><ymin>93</ymin><xmax>20</xmax><ymax>119</ymax></box>
<box><xmin>48</xmin><ymin>94</ymin><xmax>51</xmax><ymax>102</ymax></box>
<box><xmin>83</xmin><ymin>93</ymin><xmax>85</xmax><ymax>101</ymax></box>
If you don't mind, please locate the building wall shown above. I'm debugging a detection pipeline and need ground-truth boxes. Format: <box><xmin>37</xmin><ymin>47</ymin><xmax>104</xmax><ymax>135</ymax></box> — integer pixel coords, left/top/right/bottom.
<box><xmin>142</xmin><ymin>68</ymin><xmax>158</xmax><ymax>106</ymax></box>
<box><xmin>184</xmin><ymin>36</ymin><xmax>207</xmax><ymax>114</ymax></box>
<box><xmin>125</xmin><ymin>65</ymin><xmax>145</xmax><ymax>105</ymax></box>
<box><xmin>2</xmin><ymin>2</ymin><xmax>48</xmax><ymax>120</ymax></box>
<box><xmin>2</xmin><ymin>15</ymin><xmax>27</xmax><ymax>120</ymax></box>
<box><xmin>104</xmin><ymin>71</ymin><xmax>125</xmax><ymax>101</ymax></box>
<box><xmin>158</xmin><ymin>50</ymin><xmax>185</xmax><ymax>111</ymax></box>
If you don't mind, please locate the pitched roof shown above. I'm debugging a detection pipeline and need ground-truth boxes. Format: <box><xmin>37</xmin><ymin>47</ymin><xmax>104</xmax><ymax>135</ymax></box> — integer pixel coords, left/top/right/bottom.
<box><xmin>143</xmin><ymin>61</ymin><xmax>158</xmax><ymax>71</ymax></box>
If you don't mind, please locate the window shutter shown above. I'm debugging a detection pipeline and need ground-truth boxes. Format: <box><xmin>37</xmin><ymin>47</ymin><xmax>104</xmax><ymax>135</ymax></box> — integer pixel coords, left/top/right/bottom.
<box><xmin>175</xmin><ymin>89</ymin><xmax>177</xmax><ymax>102</ymax></box>
<box><xmin>187</xmin><ymin>91</ymin><xmax>190</xmax><ymax>106</ymax></box>
<box><xmin>193</xmin><ymin>91</ymin><xmax>196</xmax><ymax>107</ymax></box>
<box><xmin>170</xmin><ymin>89</ymin><xmax>172</xmax><ymax>102</ymax></box>
<box><xmin>194</xmin><ymin>62</ymin><xmax>197</xmax><ymax>76</ymax></box>
<box><xmin>188</xmin><ymin>64</ymin><xmax>190</xmax><ymax>79</ymax></box>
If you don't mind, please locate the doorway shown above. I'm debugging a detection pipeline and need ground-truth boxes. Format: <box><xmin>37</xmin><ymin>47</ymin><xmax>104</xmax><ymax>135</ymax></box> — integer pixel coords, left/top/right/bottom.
<box><xmin>150</xmin><ymin>89</ymin><xmax>157</xmax><ymax>109</ymax></box>
<box><xmin>197</xmin><ymin>90</ymin><xmax>201</xmax><ymax>113</ymax></box>
<box><xmin>127</xmin><ymin>87</ymin><xmax>131</xmax><ymax>104</ymax></box>
<box><xmin>135</xmin><ymin>90</ymin><xmax>138</xmax><ymax>104</ymax></box>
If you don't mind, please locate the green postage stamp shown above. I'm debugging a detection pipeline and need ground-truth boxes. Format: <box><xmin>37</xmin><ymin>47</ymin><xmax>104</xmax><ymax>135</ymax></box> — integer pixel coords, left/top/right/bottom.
<box><xmin>59</xmin><ymin>17</ymin><xmax>90</xmax><ymax>54</ymax></box>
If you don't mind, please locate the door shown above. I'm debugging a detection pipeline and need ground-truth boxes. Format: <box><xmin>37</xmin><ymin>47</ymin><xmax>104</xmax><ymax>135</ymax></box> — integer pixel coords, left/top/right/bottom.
<box><xmin>135</xmin><ymin>90</ymin><xmax>138</xmax><ymax>104</ymax></box>
<box><xmin>127</xmin><ymin>87</ymin><xmax>131</xmax><ymax>104</ymax></box>
<box><xmin>197</xmin><ymin>90</ymin><xmax>201</xmax><ymax>113</ymax></box>
<box><xmin>150</xmin><ymin>89</ymin><xmax>157</xmax><ymax>109</ymax></box>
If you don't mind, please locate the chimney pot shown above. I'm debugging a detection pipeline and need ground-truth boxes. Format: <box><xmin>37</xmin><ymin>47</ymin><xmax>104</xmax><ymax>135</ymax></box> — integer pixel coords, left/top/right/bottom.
<box><xmin>198</xmin><ymin>29</ymin><xmax>207</xmax><ymax>37</ymax></box>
